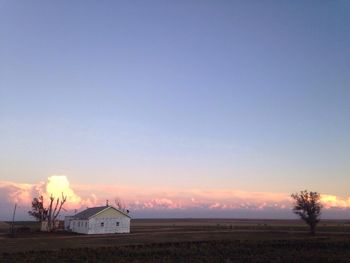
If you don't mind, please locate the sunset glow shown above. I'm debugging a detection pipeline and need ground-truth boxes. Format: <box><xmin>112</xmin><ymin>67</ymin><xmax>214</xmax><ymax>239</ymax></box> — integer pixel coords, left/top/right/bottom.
<box><xmin>1</xmin><ymin>175</ymin><xmax>349</xmax><ymax>220</ymax></box>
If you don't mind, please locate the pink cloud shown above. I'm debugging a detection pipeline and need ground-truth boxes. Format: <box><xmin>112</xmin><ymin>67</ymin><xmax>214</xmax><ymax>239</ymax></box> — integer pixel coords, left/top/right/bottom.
<box><xmin>321</xmin><ymin>195</ymin><xmax>350</xmax><ymax>209</ymax></box>
<box><xmin>1</xmin><ymin>176</ymin><xmax>350</xmax><ymax>219</ymax></box>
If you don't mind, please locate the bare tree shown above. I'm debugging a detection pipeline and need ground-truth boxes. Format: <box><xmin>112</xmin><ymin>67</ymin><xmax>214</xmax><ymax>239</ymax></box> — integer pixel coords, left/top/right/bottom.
<box><xmin>28</xmin><ymin>193</ymin><xmax>67</xmax><ymax>232</ymax></box>
<box><xmin>47</xmin><ymin>193</ymin><xmax>67</xmax><ymax>231</ymax></box>
<box><xmin>291</xmin><ymin>190</ymin><xmax>322</xmax><ymax>235</ymax></box>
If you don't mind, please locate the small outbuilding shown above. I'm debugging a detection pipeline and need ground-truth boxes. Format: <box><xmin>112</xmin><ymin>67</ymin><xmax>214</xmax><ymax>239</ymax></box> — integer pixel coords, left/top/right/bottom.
<box><xmin>65</xmin><ymin>205</ymin><xmax>131</xmax><ymax>234</ymax></box>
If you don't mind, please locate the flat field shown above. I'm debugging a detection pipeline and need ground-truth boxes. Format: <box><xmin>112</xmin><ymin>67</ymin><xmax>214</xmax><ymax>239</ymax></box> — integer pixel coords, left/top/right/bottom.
<box><xmin>1</xmin><ymin>219</ymin><xmax>350</xmax><ymax>262</ymax></box>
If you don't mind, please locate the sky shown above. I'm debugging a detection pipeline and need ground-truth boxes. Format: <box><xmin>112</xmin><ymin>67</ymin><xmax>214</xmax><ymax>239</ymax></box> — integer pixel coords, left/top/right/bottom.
<box><xmin>0</xmin><ymin>0</ymin><xmax>349</xmax><ymax>220</ymax></box>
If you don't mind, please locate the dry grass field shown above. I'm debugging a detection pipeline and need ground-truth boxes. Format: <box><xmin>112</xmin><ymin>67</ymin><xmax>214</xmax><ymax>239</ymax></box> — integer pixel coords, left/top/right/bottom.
<box><xmin>1</xmin><ymin>219</ymin><xmax>350</xmax><ymax>262</ymax></box>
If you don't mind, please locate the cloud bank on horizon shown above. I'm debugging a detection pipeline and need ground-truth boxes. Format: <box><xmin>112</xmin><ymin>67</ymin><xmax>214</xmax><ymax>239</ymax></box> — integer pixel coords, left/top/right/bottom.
<box><xmin>0</xmin><ymin>175</ymin><xmax>350</xmax><ymax>220</ymax></box>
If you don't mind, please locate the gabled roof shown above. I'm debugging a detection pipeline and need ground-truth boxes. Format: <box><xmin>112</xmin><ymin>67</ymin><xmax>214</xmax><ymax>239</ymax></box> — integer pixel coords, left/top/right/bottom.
<box><xmin>73</xmin><ymin>205</ymin><xmax>131</xmax><ymax>219</ymax></box>
<box><xmin>73</xmin><ymin>206</ymin><xmax>108</xmax><ymax>219</ymax></box>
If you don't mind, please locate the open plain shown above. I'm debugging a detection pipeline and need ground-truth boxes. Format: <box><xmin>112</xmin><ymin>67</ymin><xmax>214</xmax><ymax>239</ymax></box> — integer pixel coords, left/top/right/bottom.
<box><xmin>1</xmin><ymin>219</ymin><xmax>350</xmax><ymax>262</ymax></box>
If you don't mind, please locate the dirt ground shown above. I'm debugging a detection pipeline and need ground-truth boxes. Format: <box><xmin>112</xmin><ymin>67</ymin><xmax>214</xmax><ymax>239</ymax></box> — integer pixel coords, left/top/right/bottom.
<box><xmin>0</xmin><ymin>219</ymin><xmax>349</xmax><ymax>254</ymax></box>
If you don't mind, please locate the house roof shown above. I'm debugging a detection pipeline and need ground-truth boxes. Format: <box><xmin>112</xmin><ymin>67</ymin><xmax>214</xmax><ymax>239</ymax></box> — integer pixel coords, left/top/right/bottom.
<box><xmin>73</xmin><ymin>205</ymin><xmax>131</xmax><ymax>219</ymax></box>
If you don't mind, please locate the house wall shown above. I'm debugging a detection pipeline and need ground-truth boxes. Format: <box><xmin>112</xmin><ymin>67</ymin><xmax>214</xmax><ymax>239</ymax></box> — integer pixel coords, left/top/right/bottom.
<box><xmin>88</xmin><ymin>216</ymin><xmax>130</xmax><ymax>234</ymax></box>
<box><xmin>94</xmin><ymin>208</ymin><xmax>127</xmax><ymax>218</ymax></box>
<box><xmin>64</xmin><ymin>216</ymin><xmax>73</xmax><ymax>231</ymax></box>
<box><xmin>69</xmin><ymin>219</ymin><xmax>89</xmax><ymax>234</ymax></box>
<box><xmin>87</xmin><ymin>207</ymin><xmax>130</xmax><ymax>234</ymax></box>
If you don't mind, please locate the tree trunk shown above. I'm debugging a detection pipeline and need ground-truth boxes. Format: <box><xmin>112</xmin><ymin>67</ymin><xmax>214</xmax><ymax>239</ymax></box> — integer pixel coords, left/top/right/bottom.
<box><xmin>309</xmin><ymin>224</ymin><xmax>316</xmax><ymax>235</ymax></box>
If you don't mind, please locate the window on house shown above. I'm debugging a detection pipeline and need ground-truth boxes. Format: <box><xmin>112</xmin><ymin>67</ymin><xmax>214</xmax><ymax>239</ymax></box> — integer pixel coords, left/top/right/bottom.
<box><xmin>85</xmin><ymin>222</ymin><xmax>87</xmax><ymax>227</ymax></box>
<box><xmin>101</xmin><ymin>222</ymin><xmax>104</xmax><ymax>227</ymax></box>
<box><xmin>116</xmin><ymin>222</ymin><xmax>119</xmax><ymax>226</ymax></box>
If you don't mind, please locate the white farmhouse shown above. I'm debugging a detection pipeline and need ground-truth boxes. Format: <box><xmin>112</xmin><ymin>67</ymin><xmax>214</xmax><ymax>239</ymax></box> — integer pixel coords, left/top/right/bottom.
<box><xmin>65</xmin><ymin>205</ymin><xmax>131</xmax><ymax>234</ymax></box>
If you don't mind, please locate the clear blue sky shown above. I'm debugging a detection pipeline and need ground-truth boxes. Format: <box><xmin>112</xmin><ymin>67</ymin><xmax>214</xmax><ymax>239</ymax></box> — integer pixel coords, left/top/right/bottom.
<box><xmin>1</xmin><ymin>0</ymin><xmax>349</xmax><ymax>197</ymax></box>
